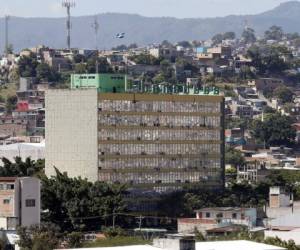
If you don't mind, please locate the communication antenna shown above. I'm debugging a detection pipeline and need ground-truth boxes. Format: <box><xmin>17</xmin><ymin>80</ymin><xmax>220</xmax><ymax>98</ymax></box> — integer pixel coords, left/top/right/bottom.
<box><xmin>5</xmin><ymin>15</ymin><xmax>10</xmax><ymax>55</ymax></box>
<box><xmin>92</xmin><ymin>15</ymin><xmax>100</xmax><ymax>50</ymax></box>
<box><xmin>62</xmin><ymin>0</ymin><xmax>76</xmax><ymax>50</ymax></box>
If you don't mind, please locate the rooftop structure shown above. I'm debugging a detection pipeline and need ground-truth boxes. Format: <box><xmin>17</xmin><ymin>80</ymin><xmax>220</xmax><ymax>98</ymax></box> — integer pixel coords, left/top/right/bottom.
<box><xmin>70</xmin><ymin>73</ymin><xmax>127</xmax><ymax>93</ymax></box>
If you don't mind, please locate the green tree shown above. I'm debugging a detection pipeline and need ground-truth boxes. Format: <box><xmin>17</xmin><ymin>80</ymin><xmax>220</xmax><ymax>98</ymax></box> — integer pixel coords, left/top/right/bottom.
<box><xmin>223</xmin><ymin>32</ymin><xmax>236</xmax><ymax>40</ymax></box>
<box><xmin>241</xmin><ymin>28</ymin><xmax>256</xmax><ymax>44</ymax></box>
<box><xmin>273</xmin><ymin>86</ymin><xmax>294</xmax><ymax>104</ymax></box>
<box><xmin>75</xmin><ymin>63</ymin><xmax>87</xmax><ymax>74</ymax></box>
<box><xmin>66</xmin><ymin>232</ymin><xmax>83</xmax><ymax>248</ymax></box>
<box><xmin>41</xmin><ymin>169</ymin><xmax>127</xmax><ymax>232</ymax></box>
<box><xmin>251</xmin><ymin>113</ymin><xmax>296</xmax><ymax>146</ymax></box>
<box><xmin>265</xmin><ymin>26</ymin><xmax>284</xmax><ymax>41</ymax></box>
<box><xmin>177</xmin><ymin>41</ymin><xmax>192</xmax><ymax>48</ymax></box>
<box><xmin>36</xmin><ymin>63</ymin><xmax>60</xmax><ymax>82</ymax></box>
<box><xmin>225</xmin><ymin>146</ymin><xmax>245</xmax><ymax>167</ymax></box>
<box><xmin>6</xmin><ymin>95</ymin><xmax>17</xmax><ymax>113</ymax></box>
<box><xmin>18</xmin><ymin>56</ymin><xmax>38</xmax><ymax>77</ymax></box>
<box><xmin>17</xmin><ymin>223</ymin><xmax>61</xmax><ymax>250</ymax></box>
<box><xmin>0</xmin><ymin>157</ymin><xmax>44</xmax><ymax>177</ymax></box>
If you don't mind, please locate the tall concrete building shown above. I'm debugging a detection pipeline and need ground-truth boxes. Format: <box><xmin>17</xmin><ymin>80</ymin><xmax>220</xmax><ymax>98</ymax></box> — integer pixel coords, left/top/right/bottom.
<box><xmin>46</xmin><ymin>87</ymin><xmax>225</xmax><ymax>193</ymax></box>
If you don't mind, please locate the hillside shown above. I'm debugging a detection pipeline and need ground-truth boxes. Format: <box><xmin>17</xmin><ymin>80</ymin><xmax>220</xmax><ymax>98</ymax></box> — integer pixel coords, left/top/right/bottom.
<box><xmin>1</xmin><ymin>1</ymin><xmax>300</xmax><ymax>52</ymax></box>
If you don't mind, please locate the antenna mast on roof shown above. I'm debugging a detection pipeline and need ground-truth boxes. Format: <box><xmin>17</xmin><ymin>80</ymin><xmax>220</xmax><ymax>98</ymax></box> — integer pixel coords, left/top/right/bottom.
<box><xmin>62</xmin><ymin>0</ymin><xmax>76</xmax><ymax>50</ymax></box>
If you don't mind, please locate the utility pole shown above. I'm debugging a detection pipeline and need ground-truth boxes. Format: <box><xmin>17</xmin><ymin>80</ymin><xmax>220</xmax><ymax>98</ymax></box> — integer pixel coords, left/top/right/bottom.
<box><xmin>5</xmin><ymin>15</ymin><xmax>10</xmax><ymax>55</ymax></box>
<box><xmin>62</xmin><ymin>0</ymin><xmax>76</xmax><ymax>50</ymax></box>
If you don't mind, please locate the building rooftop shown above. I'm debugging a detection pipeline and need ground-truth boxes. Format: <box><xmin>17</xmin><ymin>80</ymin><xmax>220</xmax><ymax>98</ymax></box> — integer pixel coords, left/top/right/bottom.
<box><xmin>195</xmin><ymin>240</ymin><xmax>285</xmax><ymax>250</ymax></box>
<box><xmin>57</xmin><ymin>240</ymin><xmax>285</xmax><ymax>250</ymax></box>
<box><xmin>0</xmin><ymin>177</ymin><xmax>17</xmax><ymax>182</ymax></box>
<box><xmin>195</xmin><ymin>207</ymin><xmax>253</xmax><ymax>212</ymax></box>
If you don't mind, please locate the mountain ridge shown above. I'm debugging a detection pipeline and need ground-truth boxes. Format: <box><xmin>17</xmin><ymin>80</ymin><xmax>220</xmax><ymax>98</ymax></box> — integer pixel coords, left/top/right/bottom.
<box><xmin>1</xmin><ymin>1</ymin><xmax>300</xmax><ymax>52</ymax></box>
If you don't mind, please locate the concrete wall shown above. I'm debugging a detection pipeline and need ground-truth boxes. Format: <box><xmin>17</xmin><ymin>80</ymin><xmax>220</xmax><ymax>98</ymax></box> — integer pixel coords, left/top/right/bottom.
<box><xmin>19</xmin><ymin>177</ymin><xmax>40</xmax><ymax>227</ymax></box>
<box><xmin>46</xmin><ymin>89</ymin><xmax>98</xmax><ymax>181</ymax></box>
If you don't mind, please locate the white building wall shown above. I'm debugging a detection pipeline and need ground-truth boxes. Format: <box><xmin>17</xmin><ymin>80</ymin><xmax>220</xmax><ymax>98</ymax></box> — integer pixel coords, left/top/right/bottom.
<box><xmin>45</xmin><ymin>89</ymin><xmax>98</xmax><ymax>181</ymax></box>
<box><xmin>265</xmin><ymin>230</ymin><xmax>300</xmax><ymax>245</ymax></box>
<box><xmin>19</xmin><ymin>177</ymin><xmax>41</xmax><ymax>227</ymax></box>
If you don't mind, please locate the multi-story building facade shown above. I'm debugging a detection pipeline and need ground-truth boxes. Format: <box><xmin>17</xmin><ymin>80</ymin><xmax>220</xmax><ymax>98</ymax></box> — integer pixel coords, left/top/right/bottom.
<box><xmin>46</xmin><ymin>88</ymin><xmax>225</xmax><ymax>194</ymax></box>
<box><xmin>0</xmin><ymin>177</ymin><xmax>40</xmax><ymax>230</ymax></box>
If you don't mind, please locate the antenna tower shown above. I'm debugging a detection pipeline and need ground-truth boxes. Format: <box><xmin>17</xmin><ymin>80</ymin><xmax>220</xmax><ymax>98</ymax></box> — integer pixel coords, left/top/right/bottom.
<box><xmin>92</xmin><ymin>15</ymin><xmax>100</xmax><ymax>50</ymax></box>
<box><xmin>62</xmin><ymin>0</ymin><xmax>76</xmax><ymax>50</ymax></box>
<box><xmin>5</xmin><ymin>15</ymin><xmax>10</xmax><ymax>55</ymax></box>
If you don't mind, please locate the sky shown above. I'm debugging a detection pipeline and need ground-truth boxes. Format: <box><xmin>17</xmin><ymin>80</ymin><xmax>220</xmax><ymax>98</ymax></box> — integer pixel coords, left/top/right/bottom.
<box><xmin>0</xmin><ymin>0</ymin><xmax>296</xmax><ymax>18</ymax></box>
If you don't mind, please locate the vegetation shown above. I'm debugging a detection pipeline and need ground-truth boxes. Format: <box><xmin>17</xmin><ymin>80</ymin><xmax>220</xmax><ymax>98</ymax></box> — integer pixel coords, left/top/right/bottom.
<box><xmin>273</xmin><ymin>86</ymin><xmax>294</xmax><ymax>104</ymax></box>
<box><xmin>17</xmin><ymin>223</ymin><xmax>61</xmax><ymax>250</ymax></box>
<box><xmin>251</xmin><ymin>113</ymin><xmax>296</xmax><ymax>146</ymax></box>
<box><xmin>129</xmin><ymin>54</ymin><xmax>162</xmax><ymax>65</ymax></box>
<box><xmin>0</xmin><ymin>157</ymin><xmax>45</xmax><ymax>177</ymax></box>
<box><xmin>41</xmin><ymin>168</ymin><xmax>127</xmax><ymax>232</ymax></box>
<box><xmin>225</xmin><ymin>146</ymin><xmax>245</xmax><ymax>167</ymax></box>
<box><xmin>83</xmin><ymin>236</ymin><xmax>150</xmax><ymax>248</ymax></box>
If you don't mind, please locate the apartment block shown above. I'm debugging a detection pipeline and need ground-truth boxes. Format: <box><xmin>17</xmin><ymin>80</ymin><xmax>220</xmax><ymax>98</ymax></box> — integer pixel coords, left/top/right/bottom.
<box><xmin>0</xmin><ymin>177</ymin><xmax>40</xmax><ymax>230</ymax></box>
<box><xmin>46</xmin><ymin>88</ymin><xmax>225</xmax><ymax>193</ymax></box>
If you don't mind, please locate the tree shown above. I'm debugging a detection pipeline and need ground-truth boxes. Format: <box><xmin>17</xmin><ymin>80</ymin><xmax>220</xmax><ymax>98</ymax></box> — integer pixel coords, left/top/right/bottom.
<box><xmin>0</xmin><ymin>157</ymin><xmax>44</xmax><ymax>177</ymax></box>
<box><xmin>241</xmin><ymin>28</ymin><xmax>256</xmax><ymax>44</ymax></box>
<box><xmin>112</xmin><ymin>44</ymin><xmax>128</xmax><ymax>51</ymax></box>
<box><xmin>6</xmin><ymin>95</ymin><xmax>17</xmax><ymax>113</ymax></box>
<box><xmin>36</xmin><ymin>63</ymin><xmax>60</xmax><ymax>82</ymax></box>
<box><xmin>225</xmin><ymin>146</ymin><xmax>245</xmax><ymax>167</ymax></box>
<box><xmin>18</xmin><ymin>56</ymin><xmax>38</xmax><ymax>77</ymax></box>
<box><xmin>265</xmin><ymin>26</ymin><xmax>284</xmax><ymax>41</ymax></box>
<box><xmin>75</xmin><ymin>63</ymin><xmax>87</xmax><ymax>74</ymax></box>
<box><xmin>128</xmin><ymin>43</ymin><xmax>138</xmax><ymax>49</ymax></box>
<box><xmin>129</xmin><ymin>54</ymin><xmax>161</xmax><ymax>65</ymax></box>
<box><xmin>66</xmin><ymin>232</ymin><xmax>83</xmax><ymax>248</ymax></box>
<box><xmin>17</xmin><ymin>223</ymin><xmax>61</xmax><ymax>250</ymax></box>
<box><xmin>223</xmin><ymin>32</ymin><xmax>236</xmax><ymax>40</ymax></box>
<box><xmin>177</xmin><ymin>41</ymin><xmax>192</xmax><ymax>48</ymax></box>
<box><xmin>212</xmin><ymin>33</ymin><xmax>224</xmax><ymax>46</ymax></box>
<box><xmin>41</xmin><ymin>169</ymin><xmax>127</xmax><ymax>232</ymax></box>
<box><xmin>273</xmin><ymin>86</ymin><xmax>294</xmax><ymax>104</ymax></box>
<box><xmin>161</xmin><ymin>40</ymin><xmax>173</xmax><ymax>47</ymax></box>
<box><xmin>251</xmin><ymin>113</ymin><xmax>296</xmax><ymax>146</ymax></box>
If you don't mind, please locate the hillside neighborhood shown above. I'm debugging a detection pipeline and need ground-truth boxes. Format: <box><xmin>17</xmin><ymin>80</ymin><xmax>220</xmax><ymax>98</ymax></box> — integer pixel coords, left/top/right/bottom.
<box><xmin>1</xmin><ymin>1</ymin><xmax>300</xmax><ymax>250</ymax></box>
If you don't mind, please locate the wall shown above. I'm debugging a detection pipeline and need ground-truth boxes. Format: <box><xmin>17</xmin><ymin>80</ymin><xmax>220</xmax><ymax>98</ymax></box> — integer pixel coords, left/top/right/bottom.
<box><xmin>19</xmin><ymin>177</ymin><xmax>40</xmax><ymax>227</ymax></box>
<box><xmin>265</xmin><ymin>230</ymin><xmax>300</xmax><ymax>245</ymax></box>
<box><xmin>45</xmin><ymin>89</ymin><xmax>98</xmax><ymax>181</ymax></box>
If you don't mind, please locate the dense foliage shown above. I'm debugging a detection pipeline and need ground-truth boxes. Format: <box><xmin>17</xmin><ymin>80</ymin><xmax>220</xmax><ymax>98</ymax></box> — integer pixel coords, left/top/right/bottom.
<box><xmin>251</xmin><ymin>113</ymin><xmax>296</xmax><ymax>146</ymax></box>
<box><xmin>41</xmin><ymin>168</ymin><xmax>127</xmax><ymax>232</ymax></box>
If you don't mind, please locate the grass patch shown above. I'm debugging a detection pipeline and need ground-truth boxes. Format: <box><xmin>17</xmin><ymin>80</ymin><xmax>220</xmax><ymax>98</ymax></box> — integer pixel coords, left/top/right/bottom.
<box><xmin>83</xmin><ymin>236</ymin><xmax>150</xmax><ymax>248</ymax></box>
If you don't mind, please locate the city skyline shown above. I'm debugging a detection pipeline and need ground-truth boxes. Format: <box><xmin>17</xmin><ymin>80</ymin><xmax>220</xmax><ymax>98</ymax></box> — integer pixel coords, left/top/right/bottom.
<box><xmin>0</xmin><ymin>0</ymin><xmax>295</xmax><ymax>19</ymax></box>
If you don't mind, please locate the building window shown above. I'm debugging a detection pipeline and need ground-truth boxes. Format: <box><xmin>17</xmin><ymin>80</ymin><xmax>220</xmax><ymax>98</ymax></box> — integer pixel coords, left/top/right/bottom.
<box><xmin>7</xmin><ymin>184</ymin><xmax>14</xmax><ymax>190</ymax></box>
<box><xmin>232</xmin><ymin>213</ymin><xmax>237</xmax><ymax>219</ymax></box>
<box><xmin>25</xmin><ymin>199</ymin><xmax>36</xmax><ymax>207</ymax></box>
<box><xmin>205</xmin><ymin>212</ymin><xmax>210</xmax><ymax>218</ymax></box>
<box><xmin>3</xmin><ymin>199</ymin><xmax>10</xmax><ymax>204</ymax></box>
<box><xmin>216</xmin><ymin>213</ymin><xmax>223</xmax><ymax>218</ymax></box>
